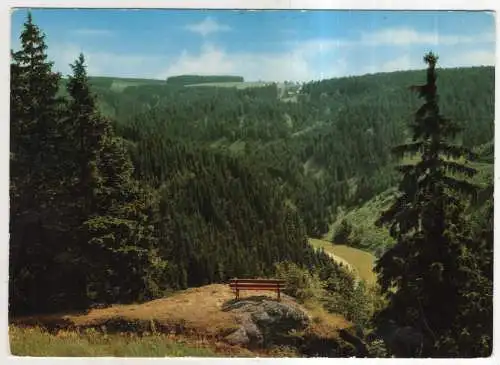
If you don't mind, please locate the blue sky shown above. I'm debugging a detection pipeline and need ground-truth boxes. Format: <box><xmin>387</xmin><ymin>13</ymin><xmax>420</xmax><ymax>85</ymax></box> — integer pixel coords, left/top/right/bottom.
<box><xmin>10</xmin><ymin>8</ymin><xmax>496</xmax><ymax>81</ymax></box>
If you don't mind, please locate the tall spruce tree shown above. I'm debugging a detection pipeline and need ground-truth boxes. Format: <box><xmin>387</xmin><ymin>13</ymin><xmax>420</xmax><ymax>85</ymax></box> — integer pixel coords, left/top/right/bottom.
<box><xmin>10</xmin><ymin>12</ymin><xmax>62</xmax><ymax>198</ymax></box>
<box><xmin>10</xmin><ymin>12</ymin><xmax>72</xmax><ymax>314</ymax></box>
<box><xmin>66</xmin><ymin>53</ymin><xmax>108</xmax><ymax>216</ymax></box>
<box><xmin>65</xmin><ymin>53</ymin><xmax>169</xmax><ymax>305</ymax></box>
<box><xmin>374</xmin><ymin>52</ymin><xmax>491</xmax><ymax>357</ymax></box>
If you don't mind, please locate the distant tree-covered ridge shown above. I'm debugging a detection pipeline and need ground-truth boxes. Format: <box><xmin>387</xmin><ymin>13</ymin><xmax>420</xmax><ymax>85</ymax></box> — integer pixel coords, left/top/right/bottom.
<box><xmin>166</xmin><ymin>74</ymin><xmax>245</xmax><ymax>86</ymax></box>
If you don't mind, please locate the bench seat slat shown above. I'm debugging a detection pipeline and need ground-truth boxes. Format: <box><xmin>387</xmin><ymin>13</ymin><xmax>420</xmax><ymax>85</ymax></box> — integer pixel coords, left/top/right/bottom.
<box><xmin>230</xmin><ymin>283</ymin><xmax>285</xmax><ymax>287</ymax></box>
<box><xmin>229</xmin><ymin>279</ymin><xmax>284</xmax><ymax>284</ymax></box>
<box><xmin>230</xmin><ymin>286</ymin><xmax>285</xmax><ymax>291</ymax></box>
<box><xmin>229</xmin><ymin>278</ymin><xmax>285</xmax><ymax>301</ymax></box>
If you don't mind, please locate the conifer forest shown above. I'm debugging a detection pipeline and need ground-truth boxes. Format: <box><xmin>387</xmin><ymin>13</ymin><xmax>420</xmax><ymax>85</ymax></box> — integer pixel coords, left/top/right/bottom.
<box><xmin>9</xmin><ymin>11</ymin><xmax>494</xmax><ymax>358</ymax></box>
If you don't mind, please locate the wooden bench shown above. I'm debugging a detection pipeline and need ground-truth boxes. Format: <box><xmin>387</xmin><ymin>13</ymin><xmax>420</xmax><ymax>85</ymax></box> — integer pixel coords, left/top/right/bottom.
<box><xmin>229</xmin><ymin>278</ymin><xmax>286</xmax><ymax>301</ymax></box>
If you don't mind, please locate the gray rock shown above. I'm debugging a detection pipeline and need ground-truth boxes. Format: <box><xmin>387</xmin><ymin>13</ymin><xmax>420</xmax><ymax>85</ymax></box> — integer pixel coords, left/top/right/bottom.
<box><xmin>225</xmin><ymin>327</ymin><xmax>250</xmax><ymax>346</ymax></box>
<box><xmin>251</xmin><ymin>310</ymin><xmax>271</xmax><ymax>323</ymax></box>
<box><xmin>222</xmin><ymin>297</ymin><xmax>310</xmax><ymax>348</ymax></box>
<box><xmin>225</xmin><ymin>317</ymin><xmax>263</xmax><ymax>346</ymax></box>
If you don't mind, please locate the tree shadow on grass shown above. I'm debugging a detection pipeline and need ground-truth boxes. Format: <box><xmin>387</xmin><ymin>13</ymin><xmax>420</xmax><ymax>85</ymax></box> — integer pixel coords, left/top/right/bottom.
<box><xmin>9</xmin><ymin>314</ymin><xmax>76</xmax><ymax>334</ymax></box>
<box><xmin>8</xmin><ymin>303</ymin><xmax>114</xmax><ymax>334</ymax></box>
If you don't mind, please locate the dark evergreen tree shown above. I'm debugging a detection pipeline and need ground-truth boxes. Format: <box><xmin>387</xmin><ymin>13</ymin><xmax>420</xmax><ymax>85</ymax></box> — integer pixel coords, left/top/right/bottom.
<box><xmin>9</xmin><ymin>12</ymin><xmax>70</xmax><ymax>314</ymax></box>
<box><xmin>65</xmin><ymin>53</ymin><xmax>169</xmax><ymax>304</ymax></box>
<box><xmin>374</xmin><ymin>52</ymin><xmax>492</xmax><ymax>357</ymax></box>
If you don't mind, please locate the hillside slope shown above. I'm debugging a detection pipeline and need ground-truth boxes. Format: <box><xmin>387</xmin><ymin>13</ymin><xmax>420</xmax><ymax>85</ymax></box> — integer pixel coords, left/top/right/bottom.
<box><xmin>95</xmin><ymin>66</ymin><xmax>494</xmax><ymax>238</ymax></box>
<box><xmin>327</xmin><ymin>152</ymin><xmax>494</xmax><ymax>256</ymax></box>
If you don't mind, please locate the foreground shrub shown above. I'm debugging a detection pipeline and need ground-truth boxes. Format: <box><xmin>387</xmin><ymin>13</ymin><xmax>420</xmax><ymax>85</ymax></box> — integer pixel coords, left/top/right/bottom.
<box><xmin>274</xmin><ymin>261</ymin><xmax>326</xmax><ymax>303</ymax></box>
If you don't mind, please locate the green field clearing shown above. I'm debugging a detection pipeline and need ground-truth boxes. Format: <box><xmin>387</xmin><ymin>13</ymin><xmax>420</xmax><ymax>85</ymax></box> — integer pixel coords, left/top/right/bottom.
<box><xmin>309</xmin><ymin>238</ymin><xmax>377</xmax><ymax>285</ymax></box>
<box><xmin>83</xmin><ymin>76</ymin><xmax>167</xmax><ymax>92</ymax></box>
<box><xmin>185</xmin><ymin>81</ymin><xmax>272</xmax><ymax>89</ymax></box>
<box><xmin>110</xmin><ymin>79</ymin><xmax>165</xmax><ymax>92</ymax></box>
<box><xmin>327</xmin><ymin>244</ymin><xmax>377</xmax><ymax>285</ymax></box>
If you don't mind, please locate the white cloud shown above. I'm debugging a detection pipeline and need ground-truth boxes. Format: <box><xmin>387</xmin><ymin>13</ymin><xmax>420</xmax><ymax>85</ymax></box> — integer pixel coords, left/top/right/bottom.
<box><xmin>49</xmin><ymin>41</ymin><xmax>331</xmax><ymax>82</ymax></box>
<box><xmin>48</xmin><ymin>42</ymin><xmax>167</xmax><ymax>78</ymax></box>
<box><xmin>71</xmin><ymin>28</ymin><xmax>114</xmax><ymax>37</ymax></box>
<box><xmin>288</xmin><ymin>38</ymin><xmax>349</xmax><ymax>56</ymax></box>
<box><xmin>380</xmin><ymin>55</ymin><xmax>414</xmax><ymax>71</ymax></box>
<box><xmin>162</xmin><ymin>44</ymin><xmax>236</xmax><ymax>77</ymax></box>
<box><xmin>360</xmin><ymin>27</ymin><xmax>494</xmax><ymax>46</ymax></box>
<box><xmin>443</xmin><ymin>49</ymin><xmax>496</xmax><ymax>67</ymax></box>
<box><xmin>46</xmin><ymin>26</ymin><xmax>495</xmax><ymax>83</ymax></box>
<box><xmin>184</xmin><ymin>17</ymin><xmax>231</xmax><ymax>37</ymax></box>
<box><xmin>159</xmin><ymin>41</ymin><xmax>346</xmax><ymax>82</ymax></box>
<box><xmin>362</xmin><ymin>55</ymin><xmax>423</xmax><ymax>75</ymax></box>
<box><xmin>361</xmin><ymin>48</ymin><xmax>495</xmax><ymax>75</ymax></box>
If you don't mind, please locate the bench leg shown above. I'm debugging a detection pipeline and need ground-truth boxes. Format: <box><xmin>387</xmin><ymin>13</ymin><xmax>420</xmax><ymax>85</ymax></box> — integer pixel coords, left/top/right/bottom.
<box><xmin>236</xmin><ymin>289</ymin><xmax>239</xmax><ymax>300</ymax></box>
<box><xmin>277</xmin><ymin>288</ymin><xmax>281</xmax><ymax>302</ymax></box>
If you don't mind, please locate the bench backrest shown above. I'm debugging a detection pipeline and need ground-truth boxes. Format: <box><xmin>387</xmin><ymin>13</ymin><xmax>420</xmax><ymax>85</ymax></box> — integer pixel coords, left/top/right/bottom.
<box><xmin>229</xmin><ymin>278</ymin><xmax>285</xmax><ymax>290</ymax></box>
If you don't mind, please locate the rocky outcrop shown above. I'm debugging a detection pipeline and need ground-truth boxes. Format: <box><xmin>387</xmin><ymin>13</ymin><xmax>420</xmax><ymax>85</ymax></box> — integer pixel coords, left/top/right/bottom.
<box><xmin>221</xmin><ymin>296</ymin><xmax>310</xmax><ymax>348</ymax></box>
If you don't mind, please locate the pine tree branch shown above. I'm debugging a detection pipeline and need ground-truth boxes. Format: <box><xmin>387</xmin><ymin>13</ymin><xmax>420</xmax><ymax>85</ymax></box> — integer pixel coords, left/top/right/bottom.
<box><xmin>440</xmin><ymin>160</ymin><xmax>477</xmax><ymax>179</ymax></box>
<box><xmin>392</xmin><ymin>142</ymin><xmax>424</xmax><ymax>159</ymax></box>
<box><xmin>442</xmin><ymin>193</ymin><xmax>463</xmax><ymax>207</ymax></box>
<box><xmin>439</xmin><ymin>143</ymin><xmax>478</xmax><ymax>161</ymax></box>
<box><xmin>441</xmin><ymin>175</ymin><xmax>480</xmax><ymax>198</ymax></box>
<box><xmin>396</xmin><ymin>164</ymin><xmax>417</xmax><ymax>175</ymax></box>
<box><xmin>376</xmin><ymin>193</ymin><xmax>417</xmax><ymax>230</ymax></box>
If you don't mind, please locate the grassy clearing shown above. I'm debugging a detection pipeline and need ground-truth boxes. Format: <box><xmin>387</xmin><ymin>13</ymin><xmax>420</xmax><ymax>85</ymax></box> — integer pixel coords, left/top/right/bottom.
<box><xmin>228</xmin><ymin>140</ymin><xmax>247</xmax><ymax>154</ymax></box>
<box><xmin>309</xmin><ymin>238</ymin><xmax>377</xmax><ymax>285</ymax></box>
<box><xmin>309</xmin><ymin>238</ymin><xmax>355</xmax><ymax>272</ymax></box>
<box><xmin>83</xmin><ymin>77</ymin><xmax>166</xmax><ymax>92</ymax></box>
<box><xmin>327</xmin><ymin>245</ymin><xmax>377</xmax><ymax>285</ymax></box>
<box><xmin>9</xmin><ymin>326</ymin><xmax>217</xmax><ymax>357</ymax></box>
<box><xmin>302</xmin><ymin>156</ymin><xmax>327</xmax><ymax>179</ymax></box>
<box><xmin>185</xmin><ymin>81</ymin><xmax>271</xmax><ymax>89</ymax></box>
<box><xmin>110</xmin><ymin>80</ymin><xmax>157</xmax><ymax>92</ymax></box>
<box><xmin>281</xmin><ymin>96</ymin><xmax>298</xmax><ymax>103</ymax></box>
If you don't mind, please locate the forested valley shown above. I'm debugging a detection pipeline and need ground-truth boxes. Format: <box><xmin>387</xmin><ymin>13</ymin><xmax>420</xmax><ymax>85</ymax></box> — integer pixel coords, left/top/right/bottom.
<box><xmin>9</xmin><ymin>13</ymin><xmax>494</xmax><ymax>357</ymax></box>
